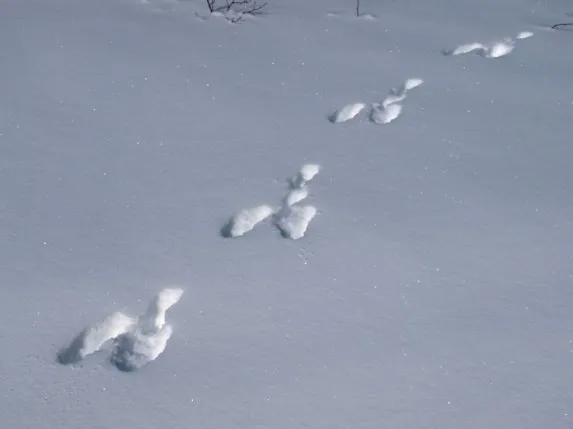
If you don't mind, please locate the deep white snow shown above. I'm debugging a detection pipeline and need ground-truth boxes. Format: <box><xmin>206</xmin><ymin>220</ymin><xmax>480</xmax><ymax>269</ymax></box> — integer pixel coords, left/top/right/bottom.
<box><xmin>1</xmin><ymin>0</ymin><xmax>573</xmax><ymax>428</ymax></box>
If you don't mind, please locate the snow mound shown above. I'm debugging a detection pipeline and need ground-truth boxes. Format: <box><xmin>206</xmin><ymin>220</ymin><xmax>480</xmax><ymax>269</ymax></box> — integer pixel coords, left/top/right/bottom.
<box><xmin>381</xmin><ymin>92</ymin><xmax>407</xmax><ymax>108</ymax></box>
<box><xmin>284</xmin><ymin>186</ymin><xmax>309</xmax><ymax>206</ymax></box>
<box><xmin>299</xmin><ymin>164</ymin><xmax>321</xmax><ymax>182</ymax></box>
<box><xmin>329</xmin><ymin>102</ymin><xmax>366</xmax><ymax>123</ymax></box>
<box><xmin>516</xmin><ymin>31</ymin><xmax>534</xmax><ymax>40</ymax></box>
<box><xmin>58</xmin><ymin>312</ymin><xmax>136</xmax><ymax>364</ymax></box>
<box><xmin>139</xmin><ymin>287</ymin><xmax>184</xmax><ymax>334</ymax></box>
<box><xmin>370</xmin><ymin>103</ymin><xmax>403</xmax><ymax>124</ymax></box>
<box><xmin>485</xmin><ymin>41</ymin><xmax>514</xmax><ymax>58</ymax></box>
<box><xmin>447</xmin><ymin>42</ymin><xmax>486</xmax><ymax>56</ymax></box>
<box><xmin>111</xmin><ymin>323</ymin><xmax>174</xmax><ymax>372</ymax></box>
<box><xmin>291</xmin><ymin>163</ymin><xmax>321</xmax><ymax>189</ymax></box>
<box><xmin>403</xmin><ymin>78</ymin><xmax>424</xmax><ymax>91</ymax></box>
<box><xmin>222</xmin><ymin>205</ymin><xmax>275</xmax><ymax>237</ymax></box>
<box><xmin>275</xmin><ymin>205</ymin><xmax>317</xmax><ymax>240</ymax></box>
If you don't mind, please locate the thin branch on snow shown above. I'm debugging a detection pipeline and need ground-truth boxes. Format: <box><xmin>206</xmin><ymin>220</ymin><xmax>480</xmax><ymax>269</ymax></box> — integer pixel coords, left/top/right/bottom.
<box><xmin>206</xmin><ymin>0</ymin><xmax>267</xmax><ymax>21</ymax></box>
<box><xmin>552</xmin><ymin>22</ymin><xmax>573</xmax><ymax>29</ymax></box>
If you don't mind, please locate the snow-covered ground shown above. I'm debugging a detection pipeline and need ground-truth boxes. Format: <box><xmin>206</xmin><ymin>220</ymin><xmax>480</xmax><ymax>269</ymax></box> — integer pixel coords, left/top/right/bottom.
<box><xmin>1</xmin><ymin>0</ymin><xmax>573</xmax><ymax>428</ymax></box>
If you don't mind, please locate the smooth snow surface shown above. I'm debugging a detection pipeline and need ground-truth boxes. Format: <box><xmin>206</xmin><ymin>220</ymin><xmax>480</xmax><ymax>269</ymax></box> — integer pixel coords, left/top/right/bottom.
<box><xmin>1</xmin><ymin>0</ymin><xmax>573</xmax><ymax>428</ymax></box>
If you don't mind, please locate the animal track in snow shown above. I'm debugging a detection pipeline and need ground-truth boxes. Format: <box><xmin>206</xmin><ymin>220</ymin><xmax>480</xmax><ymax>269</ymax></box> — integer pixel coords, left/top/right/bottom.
<box><xmin>516</xmin><ymin>31</ymin><xmax>534</xmax><ymax>40</ymax></box>
<box><xmin>291</xmin><ymin>163</ymin><xmax>320</xmax><ymax>188</ymax></box>
<box><xmin>370</xmin><ymin>103</ymin><xmax>402</xmax><ymax>124</ymax></box>
<box><xmin>221</xmin><ymin>204</ymin><xmax>274</xmax><ymax>238</ymax></box>
<box><xmin>330</xmin><ymin>78</ymin><xmax>423</xmax><ymax>125</ymax></box>
<box><xmin>275</xmin><ymin>205</ymin><xmax>317</xmax><ymax>240</ymax></box>
<box><xmin>57</xmin><ymin>312</ymin><xmax>136</xmax><ymax>365</ymax></box>
<box><xmin>223</xmin><ymin>164</ymin><xmax>321</xmax><ymax>240</ymax></box>
<box><xmin>444</xmin><ymin>31</ymin><xmax>534</xmax><ymax>59</ymax></box>
<box><xmin>283</xmin><ymin>187</ymin><xmax>309</xmax><ymax>207</ymax></box>
<box><xmin>329</xmin><ymin>102</ymin><xmax>367</xmax><ymax>123</ymax></box>
<box><xmin>58</xmin><ymin>288</ymin><xmax>183</xmax><ymax>371</ymax></box>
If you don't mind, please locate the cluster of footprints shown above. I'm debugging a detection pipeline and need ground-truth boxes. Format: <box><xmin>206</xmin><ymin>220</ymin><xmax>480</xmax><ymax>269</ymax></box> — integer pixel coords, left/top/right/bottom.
<box><xmin>222</xmin><ymin>164</ymin><xmax>320</xmax><ymax>240</ymax></box>
<box><xmin>56</xmin><ymin>25</ymin><xmax>537</xmax><ymax>373</ymax></box>
<box><xmin>330</xmin><ymin>78</ymin><xmax>424</xmax><ymax>125</ymax></box>
<box><xmin>58</xmin><ymin>288</ymin><xmax>183</xmax><ymax>372</ymax></box>
<box><xmin>330</xmin><ymin>31</ymin><xmax>534</xmax><ymax>124</ymax></box>
<box><xmin>57</xmin><ymin>166</ymin><xmax>320</xmax><ymax>371</ymax></box>
<box><xmin>444</xmin><ymin>31</ymin><xmax>534</xmax><ymax>58</ymax></box>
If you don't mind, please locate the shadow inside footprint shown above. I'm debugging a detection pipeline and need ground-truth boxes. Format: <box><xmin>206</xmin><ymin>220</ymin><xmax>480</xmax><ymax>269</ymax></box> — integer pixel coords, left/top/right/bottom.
<box><xmin>327</xmin><ymin>112</ymin><xmax>339</xmax><ymax>123</ymax></box>
<box><xmin>220</xmin><ymin>220</ymin><xmax>234</xmax><ymax>238</ymax></box>
<box><xmin>57</xmin><ymin>329</ymin><xmax>88</xmax><ymax>365</ymax></box>
<box><xmin>110</xmin><ymin>333</ymin><xmax>144</xmax><ymax>372</ymax></box>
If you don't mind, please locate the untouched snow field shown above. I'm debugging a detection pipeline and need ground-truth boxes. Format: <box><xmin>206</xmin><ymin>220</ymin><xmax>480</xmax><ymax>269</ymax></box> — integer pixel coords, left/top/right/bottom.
<box><xmin>1</xmin><ymin>0</ymin><xmax>573</xmax><ymax>428</ymax></box>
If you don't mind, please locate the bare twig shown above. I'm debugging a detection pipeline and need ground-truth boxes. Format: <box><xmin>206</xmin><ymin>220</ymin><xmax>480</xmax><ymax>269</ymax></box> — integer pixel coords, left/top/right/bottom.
<box><xmin>552</xmin><ymin>22</ymin><xmax>573</xmax><ymax>29</ymax></box>
<box><xmin>206</xmin><ymin>0</ymin><xmax>267</xmax><ymax>20</ymax></box>
<box><xmin>356</xmin><ymin>0</ymin><xmax>360</xmax><ymax>17</ymax></box>
<box><xmin>247</xmin><ymin>1</ymin><xmax>267</xmax><ymax>15</ymax></box>
<box><xmin>224</xmin><ymin>0</ymin><xmax>250</xmax><ymax>12</ymax></box>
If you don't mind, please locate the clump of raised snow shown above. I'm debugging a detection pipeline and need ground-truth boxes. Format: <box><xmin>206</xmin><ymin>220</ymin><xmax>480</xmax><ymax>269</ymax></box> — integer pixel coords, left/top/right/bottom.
<box><xmin>111</xmin><ymin>325</ymin><xmax>174</xmax><ymax>372</ymax></box>
<box><xmin>369</xmin><ymin>78</ymin><xmax>423</xmax><ymax>125</ymax></box>
<box><xmin>58</xmin><ymin>312</ymin><xmax>135</xmax><ymax>364</ymax></box>
<box><xmin>447</xmin><ymin>42</ymin><xmax>486</xmax><ymax>56</ymax></box>
<box><xmin>138</xmin><ymin>287</ymin><xmax>184</xmax><ymax>334</ymax></box>
<box><xmin>370</xmin><ymin>103</ymin><xmax>403</xmax><ymax>124</ymax></box>
<box><xmin>284</xmin><ymin>186</ymin><xmax>309</xmax><ymax>207</ymax></box>
<box><xmin>403</xmin><ymin>78</ymin><xmax>424</xmax><ymax>91</ymax></box>
<box><xmin>222</xmin><ymin>204</ymin><xmax>274</xmax><ymax>237</ymax></box>
<box><xmin>357</xmin><ymin>13</ymin><xmax>376</xmax><ymax>21</ymax></box>
<box><xmin>300</xmin><ymin>164</ymin><xmax>320</xmax><ymax>182</ymax></box>
<box><xmin>111</xmin><ymin>288</ymin><xmax>183</xmax><ymax>372</ymax></box>
<box><xmin>275</xmin><ymin>205</ymin><xmax>317</xmax><ymax>240</ymax></box>
<box><xmin>485</xmin><ymin>41</ymin><xmax>514</xmax><ymax>58</ymax></box>
<box><xmin>223</xmin><ymin>164</ymin><xmax>321</xmax><ymax>240</ymax></box>
<box><xmin>58</xmin><ymin>288</ymin><xmax>184</xmax><ymax>371</ymax></box>
<box><xmin>516</xmin><ymin>31</ymin><xmax>534</xmax><ymax>40</ymax></box>
<box><xmin>381</xmin><ymin>92</ymin><xmax>406</xmax><ymax>108</ymax></box>
<box><xmin>273</xmin><ymin>164</ymin><xmax>321</xmax><ymax>239</ymax></box>
<box><xmin>329</xmin><ymin>102</ymin><xmax>366</xmax><ymax>123</ymax></box>
<box><xmin>446</xmin><ymin>32</ymin><xmax>531</xmax><ymax>59</ymax></box>
<box><xmin>291</xmin><ymin>163</ymin><xmax>320</xmax><ymax>189</ymax></box>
